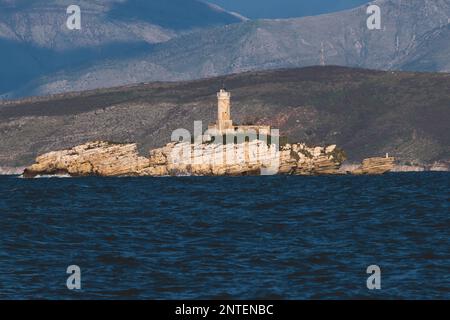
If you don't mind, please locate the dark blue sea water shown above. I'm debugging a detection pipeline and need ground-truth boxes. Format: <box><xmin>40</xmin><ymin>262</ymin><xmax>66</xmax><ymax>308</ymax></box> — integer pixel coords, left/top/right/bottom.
<box><xmin>0</xmin><ymin>173</ymin><xmax>449</xmax><ymax>300</ymax></box>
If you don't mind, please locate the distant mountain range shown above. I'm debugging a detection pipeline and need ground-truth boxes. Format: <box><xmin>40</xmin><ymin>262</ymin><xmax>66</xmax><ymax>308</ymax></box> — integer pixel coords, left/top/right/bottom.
<box><xmin>1</xmin><ymin>0</ymin><xmax>450</xmax><ymax>98</ymax></box>
<box><xmin>1</xmin><ymin>66</ymin><xmax>449</xmax><ymax>167</ymax></box>
<box><xmin>0</xmin><ymin>0</ymin><xmax>245</xmax><ymax>98</ymax></box>
<box><xmin>210</xmin><ymin>0</ymin><xmax>370</xmax><ymax>19</ymax></box>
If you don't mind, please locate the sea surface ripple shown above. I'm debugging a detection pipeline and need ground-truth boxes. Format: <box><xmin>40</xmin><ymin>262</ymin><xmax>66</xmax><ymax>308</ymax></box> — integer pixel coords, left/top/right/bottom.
<box><xmin>0</xmin><ymin>173</ymin><xmax>449</xmax><ymax>299</ymax></box>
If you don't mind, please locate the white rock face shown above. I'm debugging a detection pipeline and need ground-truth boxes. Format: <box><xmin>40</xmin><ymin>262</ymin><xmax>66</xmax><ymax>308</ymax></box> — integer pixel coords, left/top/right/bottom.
<box><xmin>326</xmin><ymin>145</ymin><xmax>337</xmax><ymax>153</ymax></box>
<box><xmin>23</xmin><ymin>140</ymin><xmax>346</xmax><ymax>177</ymax></box>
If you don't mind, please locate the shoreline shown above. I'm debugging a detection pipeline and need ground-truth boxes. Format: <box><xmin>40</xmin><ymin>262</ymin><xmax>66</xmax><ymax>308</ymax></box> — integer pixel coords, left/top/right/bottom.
<box><xmin>2</xmin><ymin>171</ymin><xmax>449</xmax><ymax>179</ymax></box>
<box><xmin>3</xmin><ymin>162</ymin><xmax>448</xmax><ymax>178</ymax></box>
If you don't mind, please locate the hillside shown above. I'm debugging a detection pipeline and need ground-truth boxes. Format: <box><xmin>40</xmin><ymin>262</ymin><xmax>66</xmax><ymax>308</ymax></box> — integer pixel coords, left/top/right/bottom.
<box><xmin>0</xmin><ymin>66</ymin><xmax>449</xmax><ymax>167</ymax></box>
<box><xmin>0</xmin><ymin>0</ymin><xmax>244</xmax><ymax>98</ymax></box>
<box><xmin>13</xmin><ymin>0</ymin><xmax>450</xmax><ymax>98</ymax></box>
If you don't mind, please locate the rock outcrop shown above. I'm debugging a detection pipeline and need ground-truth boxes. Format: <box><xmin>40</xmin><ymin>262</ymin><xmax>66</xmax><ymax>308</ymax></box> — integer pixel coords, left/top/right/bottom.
<box><xmin>278</xmin><ymin>144</ymin><xmax>345</xmax><ymax>175</ymax></box>
<box><xmin>23</xmin><ymin>141</ymin><xmax>166</xmax><ymax>178</ymax></box>
<box><xmin>23</xmin><ymin>140</ymin><xmax>347</xmax><ymax>178</ymax></box>
<box><xmin>350</xmin><ymin>157</ymin><xmax>396</xmax><ymax>175</ymax></box>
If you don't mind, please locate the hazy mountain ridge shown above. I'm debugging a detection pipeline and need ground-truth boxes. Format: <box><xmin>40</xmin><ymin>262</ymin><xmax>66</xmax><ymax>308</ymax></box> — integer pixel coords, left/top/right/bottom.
<box><xmin>0</xmin><ymin>1</ymin><xmax>177</xmax><ymax>49</ymax></box>
<box><xmin>7</xmin><ymin>0</ymin><xmax>450</xmax><ymax>98</ymax></box>
<box><xmin>1</xmin><ymin>66</ymin><xmax>449</xmax><ymax>167</ymax></box>
<box><xmin>210</xmin><ymin>0</ymin><xmax>370</xmax><ymax>19</ymax></box>
<box><xmin>399</xmin><ymin>24</ymin><xmax>450</xmax><ymax>71</ymax></box>
<box><xmin>0</xmin><ymin>0</ymin><xmax>244</xmax><ymax>98</ymax></box>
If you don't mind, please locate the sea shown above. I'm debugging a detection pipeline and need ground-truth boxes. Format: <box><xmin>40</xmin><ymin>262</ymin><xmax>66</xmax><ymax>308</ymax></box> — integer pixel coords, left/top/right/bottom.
<box><xmin>0</xmin><ymin>173</ymin><xmax>449</xmax><ymax>299</ymax></box>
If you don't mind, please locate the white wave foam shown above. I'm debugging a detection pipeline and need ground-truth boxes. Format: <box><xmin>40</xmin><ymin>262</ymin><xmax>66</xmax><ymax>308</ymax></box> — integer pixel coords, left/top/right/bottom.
<box><xmin>31</xmin><ymin>174</ymin><xmax>72</xmax><ymax>179</ymax></box>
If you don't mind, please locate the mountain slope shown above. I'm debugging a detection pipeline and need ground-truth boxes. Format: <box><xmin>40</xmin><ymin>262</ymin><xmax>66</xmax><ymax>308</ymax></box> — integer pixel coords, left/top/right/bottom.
<box><xmin>400</xmin><ymin>25</ymin><xmax>450</xmax><ymax>72</ymax></box>
<box><xmin>0</xmin><ymin>66</ymin><xmax>449</xmax><ymax>167</ymax></box>
<box><xmin>21</xmin><ymin>0</ymin><xmax>450</xmax><ymax>98</ymax></box>
<box><xmin>210</xmin><ymin>0</ymin><xmax>371</xmax><ymax>19</ymax></box>
<box><xmin>0</xmin><ymin>0</ymin><xmax>244</xmax><ymax>98</ymax></box>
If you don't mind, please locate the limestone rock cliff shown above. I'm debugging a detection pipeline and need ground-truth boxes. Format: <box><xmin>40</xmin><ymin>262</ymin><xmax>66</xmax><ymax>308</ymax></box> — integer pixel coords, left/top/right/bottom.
<box><xmin>23</xmin><ymin>140</ymin><xmax>347</xmax><ymax>177</ymax></box>
<box><xmin>23</xmin><ymin>141</ymin><xmax>165</xmax><ymax>178</ymax></box>
<box><xmin>350</xmin><ymin>157</ymin><xmax>396</xmax><ymax>175</ymax></box>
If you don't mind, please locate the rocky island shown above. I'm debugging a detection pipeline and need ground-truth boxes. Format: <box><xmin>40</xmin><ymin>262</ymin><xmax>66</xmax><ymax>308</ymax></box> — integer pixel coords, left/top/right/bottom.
<box><xmin>22</xmin><ymin>88</ymin><xmax>394</xmax><ymax>178</ymax></box>
<box><xmin>23</xmin><ymin>140</ymin><xmax>348</xmax><ymax>178</ymax></box>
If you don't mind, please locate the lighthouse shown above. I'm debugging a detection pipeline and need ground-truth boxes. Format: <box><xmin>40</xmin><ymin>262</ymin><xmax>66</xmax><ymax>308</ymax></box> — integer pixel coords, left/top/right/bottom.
<box><xmin>216</xmin><ymin>87</ymin><xmax>233</xmax><ymax>131</ymax></box>
<box><xmin>208</xmin><ymin>86</ymin><xmax>271</xmax><ymax>137</ymax></box>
